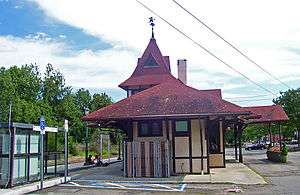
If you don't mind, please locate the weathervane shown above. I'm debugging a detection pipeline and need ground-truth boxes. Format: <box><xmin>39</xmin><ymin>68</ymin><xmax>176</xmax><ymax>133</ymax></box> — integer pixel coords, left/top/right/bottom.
<box><xmin>149</xmin><ymin>17</ymin><xmax>155</xmax><ymax>39</ymax></box>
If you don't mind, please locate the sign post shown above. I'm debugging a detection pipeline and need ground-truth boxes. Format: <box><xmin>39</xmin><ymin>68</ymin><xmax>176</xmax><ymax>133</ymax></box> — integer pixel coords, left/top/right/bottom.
<box><xmin>64</xmin><ymin>119</ymin><xmax>68</xmax><ymax>183</ymax></box>
<box><xmin>39</xmin><ymin>116</ymin><xmax>45</xmax><ymax>190</ymax></box>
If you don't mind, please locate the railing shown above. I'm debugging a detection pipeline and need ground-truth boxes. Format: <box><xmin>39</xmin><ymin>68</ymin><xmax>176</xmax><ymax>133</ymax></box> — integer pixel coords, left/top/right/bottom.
<box><xmin>124</xmin><ymin>141</ymin><xmax>170</xmax><ymax>178</ymax></box>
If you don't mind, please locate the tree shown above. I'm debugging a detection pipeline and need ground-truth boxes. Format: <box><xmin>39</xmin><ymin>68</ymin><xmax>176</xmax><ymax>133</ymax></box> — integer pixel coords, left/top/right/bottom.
<box><xmin>0</xmin><ymin>63</ymin><xmax>114</xmax><ymax>152</ymax></box>
<box><xmin>90</xmin><ymin>93</ymin><xmax>113</xmax><ymax>112</ymax></box>
<box><xmin>75</xmin><ymin>88</ymin><xmax>91</xmax><ymax>113</ymax></box>
<box><xmin>273</xmin><ymin>89</ymin><xmax>300</xmax><ymax>144</ymax></box>
<box><xmin>0</xmin><ymin>64</ymin><xmax>42</xmax><ymax>123</ymax></box>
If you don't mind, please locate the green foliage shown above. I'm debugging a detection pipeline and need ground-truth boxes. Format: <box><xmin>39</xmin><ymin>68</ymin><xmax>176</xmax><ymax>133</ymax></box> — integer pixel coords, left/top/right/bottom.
<box><xmin>281</xmin><ymin>143</ymin><xmax>288</xmax><ymax>156</ymax></box>
<box><xmin>224</xmin><ymin>128</ymin><xmax>234</xmax><ymax>145</ymax></box>
<box><xmin>242</xmin><ymin>124</ymin><xmax>270</xmax><ymax>142</ymax></box>
<box><xmin>90</xmin><ymin>93</ymin><xmax>113</xmax><ymax>112</ymax></box>
<box><xmin>0</xmin><ymin>64</ymin><xmax>114</xmax><ymax>146</ymax></box>
<box><xmin>274</xmin><ymin>89</ymin><xmax>300</xmax><ymax>135</ymax></box>
<box><xmin>68</xmin><ymin>135</ymin><xmax>78</xmax><ymax>156</ymax></box>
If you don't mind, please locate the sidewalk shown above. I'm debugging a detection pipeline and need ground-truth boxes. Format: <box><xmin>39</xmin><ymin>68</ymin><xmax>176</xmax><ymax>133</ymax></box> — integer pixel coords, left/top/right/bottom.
<box><xmin>1</xmin><ymin>157</ymin><xmax>121</xmax><ymax>195</ymax></box>
<box><xmin>185</xmin><ymin>163</ymin><xmax>267</xmax><ymax>185</ymax></box>
<box><xmin>67</xmin><ymin>162</ymin><xmax>267</xmax><ymax>185</ymax></box>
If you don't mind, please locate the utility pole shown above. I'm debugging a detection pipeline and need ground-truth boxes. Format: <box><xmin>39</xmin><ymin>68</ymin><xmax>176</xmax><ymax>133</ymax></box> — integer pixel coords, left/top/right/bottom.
<box><xmin>64</xmin><ymin>119</ymin><xmax>68</xmax><ymax>183</ymax></box>
<box><xmin>39</xmin><ymin>116</ymin><xmax>46</xmax><ymax>190</ymax></box>
<box><xmin>7</xmin><ymin>102</ymin><xmax>14</xmax><ymax>188</ymax></box>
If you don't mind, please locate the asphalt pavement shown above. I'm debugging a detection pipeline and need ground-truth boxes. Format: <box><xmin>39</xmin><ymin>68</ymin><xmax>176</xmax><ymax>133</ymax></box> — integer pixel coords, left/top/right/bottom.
<box><xmin>241</xmin><ymin>148</ymin><xmax>300</xmax><ymax>194</ymax></box>
<box><xmin>30</xmin><ymin>148</ymin><xmax>300</xmax><ymax>194</ymax></box>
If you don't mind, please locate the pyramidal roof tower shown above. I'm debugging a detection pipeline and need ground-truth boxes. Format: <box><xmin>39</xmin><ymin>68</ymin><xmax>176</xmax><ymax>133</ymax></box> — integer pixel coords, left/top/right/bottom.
<box><xmin>119</xmin><ymin>17</ymin><xmax>176</xmax><ymax>96</ymax></box>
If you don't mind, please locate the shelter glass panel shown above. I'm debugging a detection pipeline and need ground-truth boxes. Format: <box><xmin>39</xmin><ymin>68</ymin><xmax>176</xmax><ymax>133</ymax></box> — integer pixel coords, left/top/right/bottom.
<box><xmin>13</xmin><ymin>157</ymin><xmax>28</xmax><ymax>184</ymax></box>
<box><xmin>29</xmin><ymin>156</ymin><xmax>39</xmax><ymax>181</ymax></box>
<box><xmin>0</xmin><ymin>127</ymin><xmax>10</xmax><ymax>186</ymax></box>
<box><xmin>14</xmin><ymin>134</ymin><xmax>27</xmax><ymax>154</ymax></box>
<box><xmin>30</xmin><ymin>134</ymin><xmax>39</xmax><ymax>153</ymax></box>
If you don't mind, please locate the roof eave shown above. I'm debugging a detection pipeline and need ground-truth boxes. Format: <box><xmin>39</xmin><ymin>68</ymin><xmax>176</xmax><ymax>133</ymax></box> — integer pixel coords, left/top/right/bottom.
<box><xmin>83</xmin><ymin>111</ymin><xmax>251</xmax><ymax>122</ymax></box>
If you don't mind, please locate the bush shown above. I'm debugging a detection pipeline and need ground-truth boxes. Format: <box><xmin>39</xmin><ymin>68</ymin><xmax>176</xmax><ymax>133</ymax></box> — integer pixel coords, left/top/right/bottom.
<box><xmin>281</xmin><ymin>143</ymin><xmax>288</xmax><ymax>156</ymax></box>
<box><xmin>266</xmin><ymin>145</ymin><xmax>288</xmax><ymax>163</ymax></box>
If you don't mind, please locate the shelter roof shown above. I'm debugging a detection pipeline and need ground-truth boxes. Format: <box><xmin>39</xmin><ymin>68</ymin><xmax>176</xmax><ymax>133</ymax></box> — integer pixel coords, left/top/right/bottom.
<box><xmin>244</xmin><ymin>105</ymin><xmax>289</xmax><ymax>123</ymax></box>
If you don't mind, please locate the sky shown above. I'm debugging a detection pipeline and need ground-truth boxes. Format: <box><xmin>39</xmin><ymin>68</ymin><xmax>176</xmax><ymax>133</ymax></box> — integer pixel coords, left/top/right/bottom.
<box><xmin>0</xmin><ymin>0</ymin><xmax>300</xmax><ymax>106</ymax></box>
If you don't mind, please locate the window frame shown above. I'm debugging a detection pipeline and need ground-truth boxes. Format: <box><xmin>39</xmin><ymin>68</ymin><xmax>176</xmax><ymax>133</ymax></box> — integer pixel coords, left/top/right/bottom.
<box><xmin>138</xmin><ymin>120</ymin><xmax>163</xmax><ymax>137</ymax></box>
<box><xmin>174</xmin><ymin>120</ymin><xmax>190</xmax><ymax>136</ymax></box>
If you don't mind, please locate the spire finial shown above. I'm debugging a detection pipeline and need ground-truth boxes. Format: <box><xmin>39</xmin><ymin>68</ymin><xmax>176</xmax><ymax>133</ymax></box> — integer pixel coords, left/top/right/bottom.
<box><xmin>149</xmin><ymin>17</ymin><xmax>155</xmax><ymax>39</ymax></box>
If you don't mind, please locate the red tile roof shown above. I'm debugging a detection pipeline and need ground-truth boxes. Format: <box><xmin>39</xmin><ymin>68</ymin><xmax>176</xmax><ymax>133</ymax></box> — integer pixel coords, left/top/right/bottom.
<box><xmin>83</xmin><ymin>79</ymin><xmax>249</xmax><ymax>121</ymax></box>
<box><xmin>119</xmin><ymin>74</ymin><xmax>177</xmax><ymax>88</ymax></box>
<box><xmin>84</xmin><ymin>36</ymin><xmax>289</xmax><ymax>124</ymax></box>
<box><xmin>119</xmin><ymin>38</ymin><xmax>172</xmax><ymax>89</ymax></box>
<box><xmin>244</xmin><ymin>105</ymin><xmax>289</xmax><ymax>123</ymax></box>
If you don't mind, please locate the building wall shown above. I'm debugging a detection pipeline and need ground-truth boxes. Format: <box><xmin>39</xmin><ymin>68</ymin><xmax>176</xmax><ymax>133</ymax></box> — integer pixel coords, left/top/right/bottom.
<box><xmin>125</xmin><ymin>118</ymin><xmax>215</xmax><ymax>177</ymax></box>
<box><xmin>172</xmin><ymin>119</ymin><xmax>209</xmax><ymax>174</ymax></box>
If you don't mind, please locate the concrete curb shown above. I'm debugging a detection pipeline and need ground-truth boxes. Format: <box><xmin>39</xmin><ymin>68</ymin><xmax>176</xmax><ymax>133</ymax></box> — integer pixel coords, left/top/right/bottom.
<box><xmin>1</xmin><ymin>177</ymin><xmax>71</xmax><ymax>195</ymax></box>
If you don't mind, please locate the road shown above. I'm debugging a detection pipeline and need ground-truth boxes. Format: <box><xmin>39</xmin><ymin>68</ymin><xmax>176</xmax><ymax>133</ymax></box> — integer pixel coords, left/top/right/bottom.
<box><xmin>31</xmin><ymin>148</ymin><xmax>300</xmax><ymax>194</ymax></box>
<box><xmin>241</xmin><ymin>148</ymin><xmax>300</xmax><ymax>194</ymax></box>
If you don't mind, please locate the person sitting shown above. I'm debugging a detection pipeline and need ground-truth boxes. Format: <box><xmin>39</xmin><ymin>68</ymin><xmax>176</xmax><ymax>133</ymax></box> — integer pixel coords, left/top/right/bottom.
<box><xmin>86</xmin><ymin>154</ymin><xmax>94</xmax><ymax>165</ymax></box>
<box><xmin>94</xmin><ymin>155</ymin><xmax>99</xmax><ymax>164</ymax></box>
<box><xmin>95</xmin><ymin>155</ymin><xmax>109</xmax><ymax>167</ymax></box>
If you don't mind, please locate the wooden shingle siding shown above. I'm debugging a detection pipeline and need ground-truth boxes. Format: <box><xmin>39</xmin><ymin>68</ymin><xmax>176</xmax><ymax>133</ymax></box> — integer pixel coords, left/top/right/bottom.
<box><xmin>124</xmin><ymin>141</ymin><xmax>170</xmax><ymax>178</ymax></box>
<box><xmin>141</xmin><ymin>142</ymin><xmax>145</xmax><ymax>177</ymax></box>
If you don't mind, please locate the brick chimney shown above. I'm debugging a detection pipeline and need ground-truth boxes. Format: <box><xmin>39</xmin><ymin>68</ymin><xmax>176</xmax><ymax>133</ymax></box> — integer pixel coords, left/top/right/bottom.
<box><xmin>177</xmin><ymin>59</ymin><xmax>187</xmax><ymax>84</ymax></box>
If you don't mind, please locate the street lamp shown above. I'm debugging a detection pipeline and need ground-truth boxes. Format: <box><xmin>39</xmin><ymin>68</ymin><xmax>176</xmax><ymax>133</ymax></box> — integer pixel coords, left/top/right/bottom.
<box><xmin>84</xmin><ymin>107</ymin><xmax>89</xmax><ymax>165</ymax></box>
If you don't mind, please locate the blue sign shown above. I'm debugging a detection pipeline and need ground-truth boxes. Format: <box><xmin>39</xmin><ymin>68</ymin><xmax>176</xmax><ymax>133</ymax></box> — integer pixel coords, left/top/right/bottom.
<box><xmin>40</xmin><ymin>116</ymin><xmax>46</xmax><ymax>134</ymax></box>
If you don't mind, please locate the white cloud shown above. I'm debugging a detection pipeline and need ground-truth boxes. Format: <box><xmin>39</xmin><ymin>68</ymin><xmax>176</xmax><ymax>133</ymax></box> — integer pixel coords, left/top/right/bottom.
<box><xmin>2</xmin><ymin>0</ymin><xmax>300</xmax><ymax>104</ymax></box>
<box><xmin>0</xmin><ymin>35</ymin><xmax>138</xmax><ymax>90</ymax></box>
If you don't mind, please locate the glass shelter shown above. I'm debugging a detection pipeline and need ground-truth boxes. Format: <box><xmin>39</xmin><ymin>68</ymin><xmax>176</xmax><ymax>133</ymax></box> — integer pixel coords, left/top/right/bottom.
<box><xmin>0</xmin><ymin>122</ymin><xmax>67</xmax><ymax>188</ymax></box>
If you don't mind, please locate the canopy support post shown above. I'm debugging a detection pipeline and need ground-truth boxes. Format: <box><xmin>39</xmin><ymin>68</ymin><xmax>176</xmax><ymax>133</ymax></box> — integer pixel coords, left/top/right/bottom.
<box><xmin>268</xmin><ymin>122</ymin><xmax>272</xmax><ymax>146</ymax></box>
<box><xmin>237</xmin><ymin>124</ymin><xmax>245</xmax><ymax>163</ymax></box>
<box><xmin>99</xmin><ymin>134</ymin><xmax>103</xmax><ymax>161</ymax></box>
<box><xmin>118</xmin><ymin>134</ymin><xmax>121</xmax><ymax>160</ymax></box>
<box><xmin>279</xmin><ymin>122</ymin><xmax>282</xmax><ymax>149</ymax></box>
<box><xmin>108</xmin><ymin>135</ymin><xmax>110</xmax><ymax>163</ymax></box>
<box><xmin>234</xmin><ymin>125</ymin><xmax>238</xmax><ymax>161</ymax></box>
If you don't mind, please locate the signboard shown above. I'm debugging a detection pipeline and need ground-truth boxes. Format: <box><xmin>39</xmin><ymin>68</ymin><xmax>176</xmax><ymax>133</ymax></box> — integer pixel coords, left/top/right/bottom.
<box><xmin>33</xmin><ymin>126</ymin><xmax>58</xmax><ymax>133</ymax></box>
<box><xmin>40</xmin><ymin>116</ymin><xmax>45</xmax><ymax>134</ymax></box>
<box><xmin>64</xmin><ymin>119</ymin><xmax>69</xmax><ymax>132</ymax></box>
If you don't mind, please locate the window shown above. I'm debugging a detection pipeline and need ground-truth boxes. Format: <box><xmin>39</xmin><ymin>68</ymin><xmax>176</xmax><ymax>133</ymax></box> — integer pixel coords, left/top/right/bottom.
<box><xmin>127</xmin><ymin>89</ymin><xmax>146</xmax><ymax>97</ymax></box>
<box><xmin>144</xmin><ymin>55</ymin><xmax>159</xmax><ymax>67</ymax></box>
<box><xmin>175</xmin><ymin>121</ymin><xmax>188</xmax><ymax>132</ymax></box>
<box><xmin>174</xmin><ymin>120</ymin><xmax>189</xmax><ymax>136</ymax></box>
<box><xmin>152</xmin><ymin>122</ymin><xmax>161</xmax><ymax>136</ymax></box>
<box><xmin>208</xmin><ymin>120</ymin><xmax>221</xmax><ymax>154</ymax></box>
<box><xmin>139</xmin><ymin>122</ymin><xmax>150</xmax><ymax>136</ymax></box>
<box><xmin>138</xmin><ymin>121</ymin><xmax>162</xmax><ymax>137</ymax></box>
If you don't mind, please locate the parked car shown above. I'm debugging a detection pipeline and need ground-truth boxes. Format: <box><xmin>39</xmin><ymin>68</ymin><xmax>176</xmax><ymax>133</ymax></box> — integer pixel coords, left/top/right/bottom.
<box><xmin>290</xmin><ymin>140</ymin><xmax>298</xmax><ymax>145</ymax></box>
<box><xmin>245</xmin><ymin>143</ymin><xmax>266</xmax><ymax>150</ymax></box>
